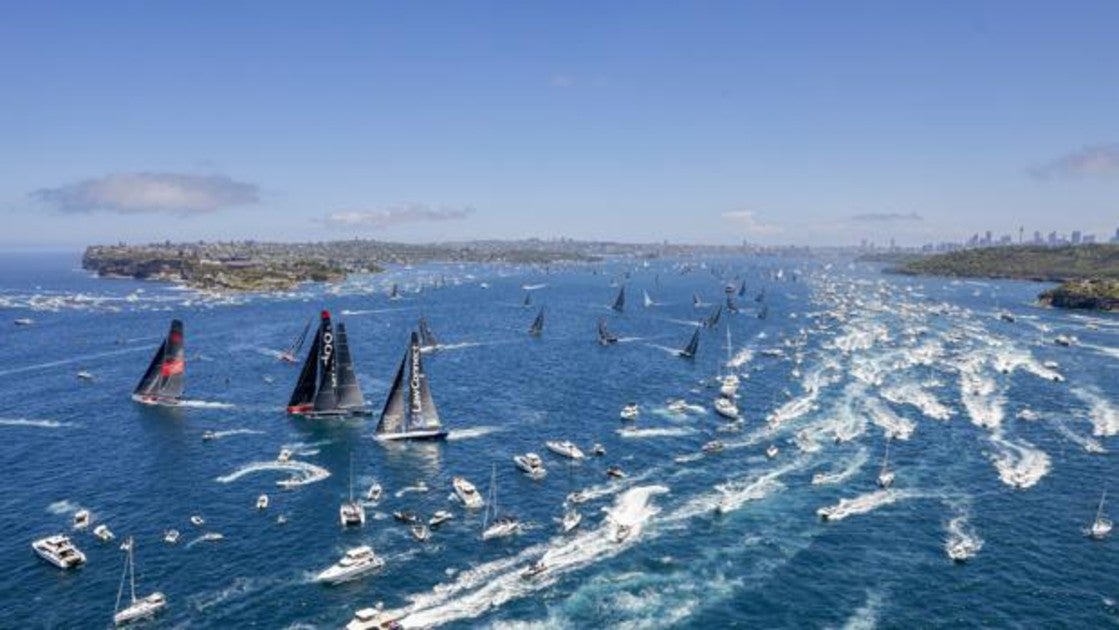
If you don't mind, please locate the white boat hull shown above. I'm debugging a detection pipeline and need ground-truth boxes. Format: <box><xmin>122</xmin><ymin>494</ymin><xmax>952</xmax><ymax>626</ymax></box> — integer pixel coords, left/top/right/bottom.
<box><xmin>114</xmin><ymin>594</ymin><xmax>166</xmax><ymax>626</ymax></box>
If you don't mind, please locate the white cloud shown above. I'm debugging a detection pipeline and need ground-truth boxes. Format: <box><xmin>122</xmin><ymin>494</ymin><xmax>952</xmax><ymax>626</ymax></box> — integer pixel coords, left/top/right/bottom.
<box><xmin>32</xmin><ymin>172</ymin><xmax>258</xmax><ymax>214</ymax></box>
<box><xmin>325</xmin><ymin>203</ymin><xmax>475</xmax><ymax>229</ymax></box>
<box><xmin>1030</xmin><ymin>144</ymin><xmax>1119</xmax><ymax>179</ymax></box>
<box><xmin>550</xmin><ymin>74</ymin><xmax>575</xmax><ymax>88</ymax></box>
<box><xmin>720</xmin><ymin>210</ymin><xmax>783</xmax><ymax>236</ymax></box>
<box><xmin>849</xmin><ymin>212</ymin><xmax>923</xmax><ymax>222</ymax></box>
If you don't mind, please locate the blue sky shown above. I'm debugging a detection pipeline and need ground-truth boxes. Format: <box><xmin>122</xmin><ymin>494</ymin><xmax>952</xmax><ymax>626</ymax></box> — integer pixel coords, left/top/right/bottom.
<box><xmin>2</xmin><ymin>1</ymin><xmax>1116</xmax><ymax>247</ymax></box>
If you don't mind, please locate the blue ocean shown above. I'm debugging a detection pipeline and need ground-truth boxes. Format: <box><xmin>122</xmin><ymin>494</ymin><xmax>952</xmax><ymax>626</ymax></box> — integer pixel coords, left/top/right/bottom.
<box><xmin>1</xmin><ymin>250</ymin><xmax>1116</xmax><ymax>629</ymax></box>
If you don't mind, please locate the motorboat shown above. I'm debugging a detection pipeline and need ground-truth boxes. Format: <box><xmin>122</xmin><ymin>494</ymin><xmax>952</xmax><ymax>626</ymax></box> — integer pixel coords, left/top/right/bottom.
<box><xmin>811</xmin><ymin>472</ymin><xmax>828</xmax><ymax>485</ymax></box>
<box><xmin>14</xmin><ymin>317</ymin><xmax>34</xmax><ymax>326</ymax></box>
<box><xmin>77</xmin><ymin>370</ymin><xmax>95</xmax><ymax>381</ymax></box>
<box><xmin>619</xmin><ymin>403</ymin><xmax>639</xmax><ymax>421</ymax></box>
<box><xmin>452</xmin><ymin>476</ymin><xmax>485</xmax><ymax>509</ymax></box>
<box><xmin>162</xmin><ymin>529</ymin><xmax>179</xmax><ymax>545</ymax></box>
<box><xmin>765</xmin><ymin>444</ymin><xmax>779</xmax><ymax>459</ymax></box>
<box><xmin>513</xmin><ymin>453</ymin><xmax>548</xmax><ymax>479</ymax></box>
<box><xmin>411</xmin><ymin>524</ymin><xmax>431</xmax><ymax>542</ymax></box>
<box><xmin>201</xmin><ymin>430</ymin><xmax>216</xmax><ymax>441</ymax></box>
<box><xmin>546</xmin><ymin>440</ymin><xmax>585</xmax><ymax>460</ymax></box>
<box><xmin>817</xmin><ymin>506</ymin><xmax>838</xmax><ymax>521</ymax></box>
<box><xmin>566</xmin><ymin>490</ymin><xmax>589</xmax><ymax>505</ymax></box>
<box><xmin>315</xmin><ymin>546</ymin><xmax>385</xmax><ymax>584</ymax></box>
<box><xmin>198</xmin><ymin>532</ymin><xmax>224</xmax><ymax>543</ymax></box>
<box><xmin>428</xmin><ymin>510</ymin><xmax>454</xmax><ymax>528</ymax></box>
<box><xmin>32</xmin><ymin>534</ymin><xmax>86</xmax><ymax>570</ymax></box>
<box><xmin>613</xmin><ymin>522</ymin><xmax>632</xmax><ymax>543</ymax></box>
<box><xmin>277</xmin><ymin>448</ymin><xmax>293</xmax><ymax>463</ymax></box>
<box><xmin>73</xmin><ymin>509</ymin><xmax>91</xmax><ymax>530</ymax></box>
<box><xmin>190</xmin><ymin>515</ymin><xmax>205</xmax><ymax>527</ymax></box>
<box><xmin>998</xmin><ymin>311</ymin><xmax>1015</xmax><ymax>323</ymax></box>
<box><xmin>93</xmin><ymin>524</ymin><xmax>115</xmax><ymax>542</ymax></box>
<box><xmin>521</xmin><ymin>560</ymin><xmax>548</xmax><ymax>580</ymax></box>
<box><xmin>719</xmin><ymin>374</ymin><xmax>739</xmax><ymax>398</ymax></box>
<box><xmin>606</xmin><ymin>466</ymin><xmax>626</xmax><ymax>479</ymax></box>
<box><xmin>112</xmin><ymin>538</ymin><xmax>167</xmax><ymax>626</ymax></box>
<box><xmin>1054</xmin><ymin>335</ymin><xmax>1074</xmax><ymax>347</ymax></box>
<box><xmin>366</xmin><ymin>482</ymin><xmax>384</xmax><ymax>503</ymax></box>
<box><xmin>561</xmin><ymin>509</ymin><xmax>582</xmax><ymax>533</ymax></box>
<box><xmin>714</xmin><ymin>397</ymin><xmax>739</xmax><ymax>420</ymax></box>
<box><xmin>393</xmin><ymin>510</ymin><xmax>419</xmax><ymax>524</ymax></box>
<box><xmin>666</xmin><ymin>399</ymin><xmax>688</xmax><ymax>414</ymax></box>
<box><xmin>592</xmin><ymin>443</ymin><xmax>606</xmax><ymax>456</ymax></box>
<box><xmin>702</xmin><ymin>440</ymin><xmax>724</xmax><ymax>454</ymax></box>
<box><xmin>346</xmin><ymin>606</ymin><xmax>403</xmax><ymax>630</ymax></box>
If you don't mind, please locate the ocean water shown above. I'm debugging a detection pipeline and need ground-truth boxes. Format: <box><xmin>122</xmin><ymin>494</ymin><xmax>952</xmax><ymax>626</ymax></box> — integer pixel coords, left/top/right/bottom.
<box><xmin>1</xmin><ymin>251</ymin><xmax>1117</xmax><ymax>629</ymax></box>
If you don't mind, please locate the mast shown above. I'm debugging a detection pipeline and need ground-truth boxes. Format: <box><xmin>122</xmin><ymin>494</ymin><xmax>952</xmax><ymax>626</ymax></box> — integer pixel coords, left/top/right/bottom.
<box><xmin>129</xmin><ymin>538</ymin><xmax>136</xmax><ymax>604</ymax></box>
<box><xmin>115</xmin><ymin>539</ymin><xmax>129</xmax><ymax>613</ymax></box>
<box><xmin>1097</xmin><ymin>490</ymin><xmax>1108</xmax><ymax>522</ymax></box>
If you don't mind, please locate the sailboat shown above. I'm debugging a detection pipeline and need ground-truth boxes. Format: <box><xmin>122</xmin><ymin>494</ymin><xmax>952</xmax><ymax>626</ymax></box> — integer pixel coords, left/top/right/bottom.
<box><xmin>643</xmin><ymin>290</ymin><xmax>654</xmax><ymax>308</ymax></box>
<box><xmin>598</xmin><ymin>318</ymin><xmax>619</xmax><ymax>346</ymax></box>
<box><xmin>725</xmin><ymin>295</ymin><xmax>739</xmax><ymax>313</ymax></box>
<box><xmin>876</xmin><ymin>440</ymin><xmax>895</xmax><ymax>488</ymax></box>
<box><xmin>279</xmin><ymin>317</ymin><xmax>313</xmax><ymax>363</ymax></box>
<box><xmin>611</xmin><ymin>285</ymin><xmax>625</xmax><ymax>313</ymax></box>
<box><xmin>481</xmin><ymin>464</ymin><xmax>520</xmax><ymax>540</ymax></box>
<box><xmin>737</xmin><ymin>280</ymin><xmax>747</xmax><ymax>297</ymax></box>
<box><xmin>132</xmin><ymin>319</ymin><xmax>185</xmax><ymax>406</ymax></box>
<box><xmin>719</xmin><ymin>325</ymin><xmax>739</xmax><ymax>397</ymax></box>
<box><xmin>1089</xmin><ymin>489</ymin><xmax>1113</xmax><ymax>539</ymax></box>
<box><xmin>340</xmin><ymin>453</ymin><xmax>365</xmax><ymax>527</ymax></box>
<box><xmin>677</xmin><ymin>328</ymin><xmax>700</xmax><ymax>359</ymax></box>
<box><xmin>758</xmin><ymin>304</ymin><xmax>769</xmax><ymax>320</ymax></box>
<box><xmin>523</xmin><ymin>291</ymin><xmax>532</xmax><ymax>307</ymax></box>
<box><xmin>692</xmin><ymin>293</ymin><xmax>703</xmax><ymax>309</ymax></box>
<box><xmin>389</xmin><ymin>283</ymin><xmax>401</xmax><ymax>300</ymax></box>
<box><xmin>418</xmin><ymin>315</ymin><xmax>439</xmax><ymax>352</ymax></box>
<box><xmin>286</xmin><ymin>311</ymin><xmax>369</xmax><ymax>418</ymax></box>
<box><xmin>374</xmin><ymin>331</ymin><xmax>448</xmax><ymax>441</ymax></box>
<box><xmin>113</xmin><ymin>538</ymin><xmax>166</xmax><ymax>626</ymax></box>
<box><xmin>704</xmin><ymin>305</ymin><xmax>723</xmax><ymax>328</ymax></box>
<box><xmin>528</xmin><ymin>307</ymin><xmax>545</xmax><ymax>337</ymax></box>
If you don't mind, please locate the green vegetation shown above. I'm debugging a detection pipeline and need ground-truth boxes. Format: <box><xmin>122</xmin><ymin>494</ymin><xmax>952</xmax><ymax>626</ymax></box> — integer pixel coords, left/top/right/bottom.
<box><xmin>896</xmin><ymin>244</ymin><xmax>1119</xmax><ymax>282</ymax></box>
<box><xmin>1038</xmin><ymin>279</ymin><xmax>1119</xmax><ymax>312</ymax></box>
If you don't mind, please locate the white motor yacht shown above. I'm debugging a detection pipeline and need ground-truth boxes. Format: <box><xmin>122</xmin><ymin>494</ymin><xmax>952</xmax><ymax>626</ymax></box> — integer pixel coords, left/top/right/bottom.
<box><xmin>561</xmin><ymin>508</ymin><xmax>582</xmax><ymax>533</ymax></box>
<box><xmin>702</xmin><ymin>440</ymin><xmax>724</xmax><ymax>454</ymax></box>
<box><xmin>190</xmin><ymin>515</ymin><xmax>205</xmax><ymax>527</ymax></box>
<box><xmin>765</xmin><ymin>444</ymin><xmax>779</xmax><ymax>459</ymax></box>
<box><xmin>366</xmin><ymin>482</ymin><xmax>384</xmax><ymax>503</ymax></box>
<box><xmin>315</xmin><ymin>546</ymin><xmax>385</xmax><ymax>584</ymax></box>
<box><xmin>32</xmin><ymin>534</ymin><xmax>86</xmax><ymax>570</ymax></box>
<box><xmin>112</xmin><ymin>538</ymin><xmax>167</xmax><ymax>626</ymax></box>
<box><xmin>521</xmin><ymin>560</ymin><xmax>548</xmax><ymax>580</ymax></box>
<box><xmin>411</xmin><ymin>524</ymin><xmax>431</xmax><ymax>542</ymax></box>
<box><xmin>592</xmin><ymin>443</ymin><xmax>606</xmax><ymax>456</ymax></box>
<box><xmin>566</xmin><ymin>490</ymin><xmax>589</xmax><ymax>505</ymax></box>
<box><xmin>93</xmin><ymin>524</ymin><xmax>115</xmax><ymax>542</ymax></box>
<box><xmin>666</xmin><ymin>399</ymin><xmax>688</xmax><ymax>414</ymax></box>
<box><xmin>77</xmin><ymin>370</ymin><xmax>95</xmax><ymax>381</ymax></box>
<box><xmin>256</xmin><ymin>494</ymin><xmax>269</xmax><ymax>510</ymax></box>
<box><xmin>719</xmin><ymin>375</ymin><xmax>739</xmax><ymax>398</ymax></box>
<box><xmin>452</xmin><ymin>476</ymin><xmax>485</xmax><ymax>509</ymax></box>
<box><xmin>198</xmin><ymin>532</ymin><xmax>224</xmax><ymax>543</ymax></box>
<box><xmin>619</xmin><ymin>403</ymin><xmax>640</xmax><ymax>421</ymax></box>
<box><xmin>428</xmin><ymin>510</ymin><xmax>454</xmax><ymax>528</ymax></box>
<box><xmin>546</xmin><ymin>440</ymin><xmax>585</xmax><ymax>460</ymax></box>
<box><xmin>346</xmin><ymin>606</ymin><xmax>403</xmax><ymax>630</ymax></box>
<box><xmin>201</xmin><ymin>430</ymin><xmax>216</xmax><ymax>441</ymax></box>
<box><xmin>714</xmin><ymin>397</ymin><xmax>739</xmax><ymax>420</ymax></box>
<box><xmin>73</xmin><ymin>509</ymin><xmax>91</xmax><ymax>530</ymax></box>
<box><xmin>162</xmin><ymin>529</ymin><xmax>180</xmax><ymax>545</ymax></box>
<box><xmin>277</xmin><ymin>448</ymin><xmax>293</xmax><ymax>463</ymax></box>
<box><xmin>513</xmin><ymin>453</ymin><xmax>547</xmax><ymax>479</ymax></box>
<box><xmin>613</xmin><ymin>522</ymin><xmax>633</xmax><ymax>543</ymax></box>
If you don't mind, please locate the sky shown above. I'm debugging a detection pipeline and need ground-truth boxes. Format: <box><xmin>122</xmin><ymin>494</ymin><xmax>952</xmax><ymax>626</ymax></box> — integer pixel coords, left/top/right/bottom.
<box><xmin>1</xmin><ymin>1</ymin><xmax>1117</xmax><ymax>248</ymax></box>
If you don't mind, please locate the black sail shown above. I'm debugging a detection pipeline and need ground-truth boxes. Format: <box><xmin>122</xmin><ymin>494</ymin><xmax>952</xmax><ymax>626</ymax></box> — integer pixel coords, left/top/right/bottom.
<box><xmin>376</xmin><ymin>347</ymin><xmax>409</xmax><ymax>434</ymax></box>
<box><xmin>679</xmin><ymin>328</ymin><xmax>700</xmax><ymax>358</ymax></box>
<box><xmin>738</xmin><ymin>280</ymin><xmax>747</xmax><ymax>297</ymax></box>
<box><xmin>134</xmin><ymin>319</ymin><xmax>185</xmax><ymax>400</ymax></box>
<box><xmin>523</xmin><ymin>292</ymin><xmax>532</xmax><ymax>307</ymax></box>
<box><xmin>598</xmin><ymin>318</ymin><xmax>618</xmax><ymax>345</ymax></box>
<box><xmin>287</xmin><ymin>330</ymin><xmax>320</xmax><ymax>411</ymax></box>
<box><xmin>612</xmin><ymin>286</ymin><xmax>625</xmax><ymax>313</ymax></box>
<box><xmin>529</xmin><ymin>307</ymin><xmax>545</xmax><ymax>336</ymax></box>
<box><xmin>334</xmin><ymin>323</ymin><xmax>365</xmax><ymax>409</ymax></box>
<box><xmin>312</xmin><ymin>311</ymin><xmax>340</xmax><ymax>412</ymax></box>
<box><xmin>705</xmin><ymin>305</ymin><xmax>723</xmax><ymax>328</ymax></box>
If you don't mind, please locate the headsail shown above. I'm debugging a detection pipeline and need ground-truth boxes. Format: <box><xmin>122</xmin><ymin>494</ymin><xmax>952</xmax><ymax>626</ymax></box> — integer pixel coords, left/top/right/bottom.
<box><xmin>611</xmin><ymin>286</ymin><xmax>625</xmax><ymax>313</ymax></box>
<box><xmin>133</xmin><ymin>319</ymin><xmax>185</xmax><ymax>401</ymax></box>
<box><xmin>283</xmin><ymin>317</ymin><xmax>312</xmax><ymax>361</ymax></box>
<box><xmin>598</xmin><ymin>318</ymin><xmax>619</xmax><ymax>346</ymax></box>
<box><xmin>705</xmin><ymin>305</ymin><xmax>723</xmax><ymax>328</ymax></box>
<box><xmin>643</xmin><ymin>290</ymin><xmax>654</xmax><ymax>308</ymax></box>
<box><xmin>758</xmin><ymin>304</ymin><xmax>769</xmax><ymax>320</ymax></box>
<box><xmin>529</xmin><ymin>307</ymin><xmax>545</xmax><ymax>337</ymax></box>
<box><xmin>376</xmin><ymin>347</ymin><xmax>408</xmax><ymax>434</ymax></box>
<box><xmin>737</xmin><ymin>280</ymin><xmax>747</xmax><ymax>297</ymax></box>
<box><xmin>523</xmin><ymin>292</ymin><xmax>532</xmax><ymax>307</ymax></box>
<box><xmin>678</xmin><ymin>328</ymin><xmax>700</xmax><ymax>359</ymax></box>
<box><xmin>333</xmin><ymin>323</ymin><xmax>365</xmax><ymax>409</ymax></box>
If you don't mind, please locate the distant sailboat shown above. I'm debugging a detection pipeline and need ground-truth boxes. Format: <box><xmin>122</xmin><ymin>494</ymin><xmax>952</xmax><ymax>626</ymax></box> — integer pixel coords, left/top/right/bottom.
<box><xmin>692</xmin><ymin>293</ymin><xmax>703</xmax><ymax>309</ymax></box>
<box><xmin>704</xmin><ymin>305</ymin><xmax>723</xmax><ymax>328</ymax></box>
<box><xmin>725</xmin><ymin>295</ymin><xmax>739</xmax><ymax>313</ymax></box>
<box><xmin>758</xmin><ymin>305</ymin><xmax>769</xmax><ymax>320</ymax></box>
<box><xmin>528</xmin><ymin>307</ymin><xmax>545</xmax><ymax>337</ymax></box>
<box><xmin>286</xmin><ymin>311</ymin><xmax>368</xmax><ymax>418</ymax></box>
<box><xmin>737</xmin><ymin>280</ymin><xmax>747</xmax><ymax>297</ymax></box>
<box><xmin>612</xmin><ymin>285</ymin><xmax>626</xmax><ymax>313</ymax></box>
<box><xmin>643</xmin><ymin>290</ymin><xmax>654</xmax><ymax>308</ymax></box>
<box><xmin>755</xmin><ymin>289</ymin><xmax>765</xmax><ymax>303</ymax></box>
<box><xmin>598</xmin><ymin>318</ymin><xmax>619</xmax><ymax>346</ymax></box>
<box><xmin>132</xmin><ymin>319</ymin><xmax>185</xmax><ymax>406</ymax></box>
<box><xmin>279</xmin><ymin>317</ymin><xmax>313</xmax><ymax>364</ymax></box>
<box><xmin>677</xmin><ymin>328</ymin><xmax>700</xmax><ymax>359</ymax></box>
<box><xmin>374</xmin><ymin>332</ymin><xmax>448</xmax><ymax>441</ymax></box>
<box><xmin>418</xmin><ymin>315</ymin><xmax>439</xmax><ymax>352</ymax></box>
<box><xmin>389</xmin><ymin>283</ymin><xmax>401</xmax><ymax>300</ymax></box>
<box><xmin>523</xmin><ymin>292</ymin><xmax>532</xmax><ymax>307</ymax></box>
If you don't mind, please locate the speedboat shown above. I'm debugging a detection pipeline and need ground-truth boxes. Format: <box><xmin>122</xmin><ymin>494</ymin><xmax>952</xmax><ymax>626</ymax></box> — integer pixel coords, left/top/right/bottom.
<box><xmin>340</xmin><ymin>500</ymin><xmax>366</xmax><ymax>527</ymax></box>
<box><xmin>566</xmin><ymin>490</ymin><xmax>589</xmax><ymax>505</ymax></box>
<box><xmin>393</xmin><ymin>510</ymin><xmax>419</xmax><ymax>524</ymax></box>
<box><xmin>346</xmin><ymin>606</ymin><xmax>403</xmax><ymax>630</ymax></box>
<box><xmin>877</xmin><ymin>469</ymin><xmax>895</xmax><ymax>488</ymax></box>
<box><xmin>93</xmin><ymin>524</ymin><xmax>115</xmax><ymax>542</ymax></box>
<box><xmin>592</xmin><ymin>443</ymin><xmax>606</xmax><ymax>456</ymax></box>
<box><xmin>482</xmin><ymin>516</ymin><xmax>521</xmax><ymax>540</ymax></box>
<box><xmin>606</xmin><ymin>466</ymin><xmax>626</xmax><ymax>479</ymax></box>
<box><xmin>315</xmin><ymin>546</ymin><xmax>385</xmax><ymax>584</ymax></box>
<box><xmin>521</xmin><ymin>560</ymin><xmax>548</xmax><ymax>580</ymax></box>
<box><xmin>73</xmin><ymin>509</ymin><xmax>91</xmax><ymax>530</ymax></box>
<box><xmin>201</xmin><ymin>430</ymin><xmax>216</xmax><ymax>441</ymax></box>
<box><xmin>411</xmin><ymin>524</ymin><xmax>431</xmax><ymax>542</ymax></box>
<box><xmin>76</xmin><ymin>370</ymin><xmax>95</xmax><ymax>381</ymax></box>
<box><xmin>666</xmin><ymin>399</ymin><xmax>689</xmax><ymax>414</ymax></box>
<box><xmin>162</xmin><ymin>529</ymin><xmax>180</xmax><ymax>545</ymax></box>
<box><xmin>190</xmin><ymin>515</ymin><xmax>205</xmax><ymax>527</ymax></box>
<box><xmin>32</xmin><ymin>534</ymin><xmax>86</xmax><ymax>570</ymax></box>
<box><xmin>946</xmin><ymin>539</ymin><xmax>974</xmax><ymax>562</ymax></box>
<box><xmin>114</xmin><ymin>593</ymin><xmax>167</xmax><ymax>626</ymax></box>
<box><xmin>428</xmin><ymin>510</ymin><xmax>454</xmax><ymax>528</ymax></box>
<box><xmin>277</xmin><ymin>448</ymin><xmax>293</xmax><ymax>463</ymax></box>
<box><xmin>199</xmin><ymin>532</ymin><xmax>224</xmax><ymax>543</ymax></box>
<box><xmin>613</xmin><ymin>522</ymin><xmax>632</xmax><ymax>543</ymax></box>
<box><xmin>817</xmin><ymin>506</ymin><xmax>838</xmax><ymax>521</ymax></box>
<box><xmin>1054</xmin><ymin>335</ymin><xmax>1074</xmax><ymax>347</ymax></box>
<box><xmin>765</xmin><ymin>444</ymin><xmax>779</xmax><ymax>459</ymax></box>
<box><xmin>561</xmin><ymin>508</ymin><xmax>582</xmax><ymax>533</ymax></box>
<box><xmin>14</xmin><ymin>317</ymin><xmax>34</xmax><ymax>326</ymax></box>
<box><xmin>257</xmin><ymin>494</ymin><xmax>269</xmax><ymax>510</ymax></box>
<box><xmin>452</xmin><ymin>476</ymin><xmax>485</xmax><ymax>509</ymax></box>
<box><xmin>366</xmin><ymin>482</ymin><xmax>384</xmax><ymax>503</ymax></box>
<box><xmin>513</xmin><ymin>453</ymin><xmax>548</xmax><ymax>479</ymax></box>
<box><xmin>998</xmin><ymin>311</ymin><xmax>1015</xmax><ymax>323</ymax></box>
<box><xmin>546</xmin><ymin>440</ymin><xmax>585</xmax><ymax>460</ymax></box>
<box><xmin>714</xmin><ymin>397</ymin><xmax>739</xmax><ymax>420</ymax></box>
<box><xmin>619</xmin><ymin>403</ymin><xmax>640</xmax><ymax>421</ymax></box>
<box><xmin>702</xmin><ymin>440</ymin><xmax>724</xmax><ymax>453</ymax></box>
<box><xmin>811</xmin><ymin>472</ymin><xmax>828</xmax><ymax>485</ymax></box>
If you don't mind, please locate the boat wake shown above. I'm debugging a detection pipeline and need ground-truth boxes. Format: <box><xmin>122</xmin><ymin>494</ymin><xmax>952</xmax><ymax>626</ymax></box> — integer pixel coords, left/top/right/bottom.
<box><xmin>988</xmin><ymin>432</ymin><xmax>1050</xmax><ymax>489</ymax></box>
<box><xmin>46</xmin><ymin>499</ymin><xmax>82</xmax><ymax>515</ymax></box>
<box><xmin>944</xmin><ymin>512</ymin><xmax>983</xmax><ymax>561</ymax></box>
<box><xmin>840</xmin><ymin>589</ymin><xmax>886</xmax><ymax>630</ymax></box>
<box><xmin>447</xmin><ymin>426</ymin><xmax>501</xmax><ymax>441</ymax></box>
<box><xmin>179</xmin><ymin>399</ymin><xmax>236</xmax><ymax>409</ymax></box>
<box><xmin>215</xmin><ymin>460</ymin><xmax>331</xmax><ymax>487</ymax></box>
<box><xmin>767</xmin><ymin>392</ymin><xmax>819</xmax><ymax>426</ymax></box>
<box><xmin>959</xmin><ymin>359</ymin><xmax>1005</xmax><ymax>429</ymax></box>
<box><xmin>0</xmin><ymin>417</ymin><xmax>73</xmax><ymax>429</ymax></box>
<box><xmin>810</xmin><ymin>448</ymin><xmax>869</xmax><ymax>486</ymax></box>
<box><xmin>1072</xmin><ymin>387</ymin><xmax>1119</xmax><ymax>437</ymax></box>
<box><xmin>617</xmin><ymin>426</ymin><xmax>696</xmax><ymax>439</ymax></box>
<box><xmin>879</xmin><ymin>383</ymin><xmax>952</xmax><ymax>421</ymax></box>
<box><xmin>864</xmin><ymin>397</ymin><xmax>915</xmax><ymax>441</ymax></box>
<box><xmin>1053</xmin><ymin>421</ymin><xmax>1107</xmax><ymax>454</ymax></box>
<box><xmin>206</xmin><ymin>428</ymin><xmax>265</xmax><ymax>440</ymax></box>
<box><xmin>816</xmin><ymin>489</ymin><xmax>913</xmax><ymax>521</ymax></box>
<box><xmin>727</xmin><ymin>348</ymin><xmax>754</xmax><ymax>369</ymax></box>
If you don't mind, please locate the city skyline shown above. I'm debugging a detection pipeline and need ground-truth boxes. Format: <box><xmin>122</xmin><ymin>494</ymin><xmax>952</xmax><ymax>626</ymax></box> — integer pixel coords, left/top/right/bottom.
<box><xmin>2</xmin><ymin>2</ymin><xmax>1117</xmax><ymax>248</ymax></box>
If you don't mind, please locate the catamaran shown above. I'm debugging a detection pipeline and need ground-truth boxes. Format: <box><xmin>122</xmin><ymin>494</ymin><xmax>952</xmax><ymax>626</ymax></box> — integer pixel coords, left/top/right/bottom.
<box><xmin>132</xmin><ymin>319</ymin><xmax>185</xmax><ymax>406</ymax></box>
<box><xmin>340</xmin><ymin>453</ymin><xmax>365</xmax><ymax>527</ymax></box>
<box><xmin>598</xmin><ymin>318</ymin><xmax>619</xmax><ymax>346</ymax></box>
<box><xmin>374</xmin><ymin>331</ymin><xmax>449</xmax><ymax>441</ymax></box>
<box><xmin>482</xmin><ymin>464</ymin><xmax>520</xmax><ymax>540</ymax></box>
<box><xmin>611</xmin><ymin>285</ymin><xmax>625</xmax><ymax>313</ymax></box>
<box><xmin>279</xmin><ymin>317</ymin><xmax>313</xmax><ymax>363</ymax></box>
<box><xmin>677</xmin><ymin>329</ymin><xmax>700</xmax><ymax>359</ymax></box>
<box><xmin>32</xmin><ymin>534</ymin><xmax>86</xmax><ymax>570</ymax></box>
<box><xmin>418</xmin><ymin>315</ymin><xmax>439</xmax><ymax>352</ymax></box>
<box><xmin>1089</xmin><ymin>490</ymin><xmax>1113</xmax><ymax>539</ymax></box>
<box><xmin>287</xmin><ymin>311</ymin><xmax>369</xmax><ymax>418</ymax></box>
<box><xmin>112</xmin><ymin>538</ymin><xmax>166</xmax><ymax>626</ymax></box>
<box><xmin>877</xmin><ymin>441</ymin><xmax>895</xmax><ymax>489</ymax></box>
<box><xmin>315</xmin><ymin>546</ymin><xmax>384</xmax><ymax>584</ymax></box>
<box><xmin>528</xmin><ymin>306</ymin><xmax>545</xmax><ymax>337</ymax></box>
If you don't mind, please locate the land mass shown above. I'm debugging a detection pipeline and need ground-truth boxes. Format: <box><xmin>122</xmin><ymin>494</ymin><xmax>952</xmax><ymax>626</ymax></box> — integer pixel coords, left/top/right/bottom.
<box><xmin>891</xmin><ymin>244</ymin><xmax>1119</xmax><ymax>311</ymax></box>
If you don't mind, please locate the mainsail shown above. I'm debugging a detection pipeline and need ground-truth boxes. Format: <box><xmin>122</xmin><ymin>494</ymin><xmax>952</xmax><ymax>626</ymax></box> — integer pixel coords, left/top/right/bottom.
<box><xmin>612</xmin><ymin>286</ymin><xmax>625</xmax><ymax>313</ymax></box>
<box><xmin>375</xmin><ymin>332</ymin><xmax>446</xmax><ymax>439</ymax></box>
<box><xmin>523</xmin><ymin>292</ymin><xmax>532</xmax><ymax>307</ymax></box>
<box><xmin>598</xmin><ymin>318</ymin><xmax>619</xmax><ymax>345</ymax></box>
<box><xmin>333</xmin><ymin>323</ymin><xmax>365</xmax><ymax>409</ymax></box>
<box><xmin>737</xmin><ymin>280</ymin><xmax>747</xmax><ymax>297</ymax></box>
<box><xmin>287</xmin><ymin>311</ymin><xmax>366</xmax><ymax>416</ymax></box>
<box><xmin>133</xmin><ymin>319</ymin><xmax>185</xmax><ymax>402</ymax></box>
<box><xmin>758</xmin><ymin>304</ymin><xmax>769</xmax><ymax>320</ymax></box>
<box><xmin>678</xmin><ymin>328</ymin><xmax>700</xmax><ymax>359</ymax></box>
<box><xmin>389</xmin><ymin>283</ymin><xmax>401</xmax><ymax>300</ymax></box>
<box><xmin>529</xmin><ymin>307</ymin><xmax>545</xmax><ymax>336</ymax></box>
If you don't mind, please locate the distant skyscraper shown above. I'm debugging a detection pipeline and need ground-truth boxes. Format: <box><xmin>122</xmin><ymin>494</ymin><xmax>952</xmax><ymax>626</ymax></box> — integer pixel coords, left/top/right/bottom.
<box><xmin>1033</xmin><ymin>230</ymin><xmax>1042</xmax><ymax>244</ymax></box>
<box><xmin>1048</xmin><ymin>231</ymin><xmax>1058</xmax><ymax>245</ymax></box>
<box><xmin>984</xmin><ymin>230</ymin><xmax>992</xmax><ymax>245</ymax></box>
<box><xmin>1071</xmin><ymin>230</ymin><xmax>1082</xmax><ymax>245</ymax></box>
<box><xmin>1113</xmin><ymin>227</ymin><xmax>1119</xmax><ymax>243</ymax></box>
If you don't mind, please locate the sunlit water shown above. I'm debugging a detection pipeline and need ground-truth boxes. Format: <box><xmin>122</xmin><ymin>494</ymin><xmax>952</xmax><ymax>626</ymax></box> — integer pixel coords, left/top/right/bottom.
<box><xmin>1</xmin><ymin>251</ymin><xmax>1117</xmax><ymax>628</ymax></box>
